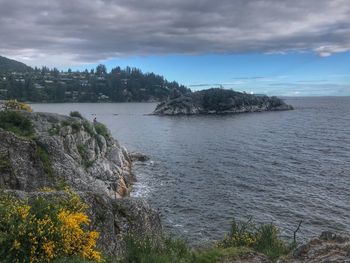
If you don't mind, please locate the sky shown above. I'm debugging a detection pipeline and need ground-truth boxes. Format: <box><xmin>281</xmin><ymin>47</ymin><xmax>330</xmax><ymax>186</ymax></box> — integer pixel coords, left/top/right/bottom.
<box><xmin>0</xmin><ymin>0</ymin><xmax>349</xmax><ymax>96</ymax></box>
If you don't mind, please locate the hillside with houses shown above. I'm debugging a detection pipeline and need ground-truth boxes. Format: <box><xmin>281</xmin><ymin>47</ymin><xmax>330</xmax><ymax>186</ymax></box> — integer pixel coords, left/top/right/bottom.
<box><xmin>0</xmin><ymin>56</ymin><xmax>190</xmax><ymax>103</ymax></box>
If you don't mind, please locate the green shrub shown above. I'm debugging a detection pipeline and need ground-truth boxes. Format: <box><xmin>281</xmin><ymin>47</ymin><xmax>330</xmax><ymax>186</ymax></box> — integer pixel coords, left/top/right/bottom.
<box><xmin>0</xmin><ymin>110</ymin><xmax>35</xmax><ymax>138</ymax></box>
<box><xmin>61</xmin><ymin>120</ymin><xmax>71</xmax><ymax>127</ymax></box>
<box><xmin>218</xmin><ymin>218</ymin><xmax>289</xmax><ymax>262</ymax></box>
<box><xmin>60</xmin><ymin>119</ymin><xmax>82</xmax><ymax>133</ymax></box>
<box><xmin>49</xmin><ymin>123</ymin><xmax>61</xmax><ymax>135</ymax></box>
<box><xmin>94</xmin><ymin>122</ymin><xmax>110</xmax><ymax>139</ymax></box>
<box><xmin>36</xmin><ymin>145</ymin><xmax>54</xmax><ymax>178</ymax></box>
<box><xmin>118</xmin><ymin>235</ymin><xmax>251</xmax><ymax>263</ymax></box>
<box><xmin>71</xmin><ymin>122</ymin><xmax>82</xmax><ymax>132</ymax></box>
<box><xmin>77</xmin><ymin>144</ymin><xmax>94</xmax><ymax>168</ymax></box>
<box><xmin>254</xmin><ymin>224</ymin><xmax>289</xmax><ymax>261</ymax></box>
<box><xmin>82</xmin><ymin>120</ymin><xmax>95</xmax><ymax>137</ymax></box>
<box><xmin>70</xmin><ymin>111</ymin><xmax>83</xmax><ymax>119</ymax></box>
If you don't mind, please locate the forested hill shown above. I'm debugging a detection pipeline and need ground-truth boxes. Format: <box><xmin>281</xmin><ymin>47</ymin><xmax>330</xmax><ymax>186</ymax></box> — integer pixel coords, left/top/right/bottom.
<box><xmin>0</xmin><ymin>56</ymin><xmax>33</xmax><ymax>73</ymax></box>
<box><xmin>0</xmin><ymin>56</ymin><xmax>190</xmax><ymax>102</ymax></box>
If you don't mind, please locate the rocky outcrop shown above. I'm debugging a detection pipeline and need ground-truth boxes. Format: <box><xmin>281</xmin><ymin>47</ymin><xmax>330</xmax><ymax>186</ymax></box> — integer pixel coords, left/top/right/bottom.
<box><xmin>0</xmin><ymin>111</ymin><xmax>162</xmax><ymax>256</ymax></box>
<box><xmin>279</xmin><ymin>232</ymin><xmax>350</xmax><ymax>263</ymax></box>
<box><xmin>0</xmin><ymin>112</ymin><xmax>133</xmax><ymax>198</ymax></box>
<box><xmin>153</xmin><ymin>88</ymin><xmax>293</xmax><ymax>115</ymax></box>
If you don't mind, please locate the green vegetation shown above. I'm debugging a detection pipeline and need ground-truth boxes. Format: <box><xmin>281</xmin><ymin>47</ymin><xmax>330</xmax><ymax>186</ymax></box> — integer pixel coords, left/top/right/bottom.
<box><xmin>49</xmin><ymin>119</ymin><xmax>87</xmax><ymax>135</ymax></box>
<box><xmin>0</xmin><ymin>56</ymin><xmax>190</xmax><ymax>102</ymax></box>
<box><xmin>0</xmin><ymin>190</ymin><xmax>101</xmax><ymax>262</ymax></box>
<box><xmin>114</xmin><ymin>219</ymin><xmax>291</xmax><ymax>263</ymax></box>
<box><xmin>82</xmin><ymin>120</ymin><xmax>95</xmax><ymax>137</ymax></box>
<box><xmin>70</xmin><ymin>111</ymin><xmax>83</xmax><ymax>119</ymax></box>
<box><xmin>115</xmin><ymin>222</ymin><xmax>290</xmax><ymax>263</ymax></box>
<box><xmin>36</xmin><ymin>145</ymin><xmax>54</xmax><ymax>178</ymax></box>
<box><xmin>0</xmin><ymin>188</ymin><xmax>293</xmax><ymax>263</ymax></box>
<box><xmin>0</xmin><ymin>110</ymin><xmax>35</xmax><ymax>138</ymax></box>
<box><xmin>2</xmin><ymin>99</ymin><xmax>33</xmax><ymax>112</ymax></box>
<box><xmin>193</xmin><ymin>247</ymin><xmax>251</xmax><ymax>263</ymax></box>
<box><xmin>49</xmin><ymin>123</ymin><xmax>61</xmax><ymax>135</ymax></box>
<box><xmin>119</xmin><ymin>235</ymin><xmax>192</xmax><ymax>263</ymax></box>
<box><xmin>0</xmin><ymin>55</ymin><xmax>32</xmax><ymax>73</ymax></box>
<box><xmin>60</xmin><ymin>119</ymin><xmax>82</xmax><ymax>133</ymax></box>
<box><xmin>94</xmin><ymin>122</ymin><xmax>110</xmax><ymax>139</ymax></box>
<box><xmin>218</xmin><ymin>218</ymin><xmax>289</xmax><ymax>262</ymax></box>
<box><xmin>71</xmin><ymin>122</ymin><xmax>82</xmax><ymax>132</ymax></box>
<box><xmin>77</xmin><ymin>144</ymin><xmax>94</xmax><ymax>168</ymax></box>
<box><xmin>194</xmin><ymin>88</ymin><xmax>285</xmax><ymax>111</ymax></box>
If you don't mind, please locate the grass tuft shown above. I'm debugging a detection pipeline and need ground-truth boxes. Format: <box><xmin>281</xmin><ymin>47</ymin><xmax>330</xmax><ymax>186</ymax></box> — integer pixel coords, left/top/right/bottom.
<box><xmin>218</xmin><ymin>218</ymin><xmax>290</xmax><ymax>262</ymax></box>
<box><xmin>36</xmin><ymin>145</ymin><xmax>54</xmax><ymax>178</ymax></box>
<box><xmin>77</xmin><ymin>144</ymin><xmax>94</xmax><ymax>168</ymax></box>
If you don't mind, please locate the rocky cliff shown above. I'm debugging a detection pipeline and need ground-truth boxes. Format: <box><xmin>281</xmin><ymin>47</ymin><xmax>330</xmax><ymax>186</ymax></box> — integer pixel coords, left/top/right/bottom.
<box><xmin>0</xmin><ymin>111</ymin><xmax>161</xmax><ymax>256</ymax></box>
<box><xmin>153</xmin><ymin>88</ymin><xmax>293</xmax><ymax>115</ymax></box>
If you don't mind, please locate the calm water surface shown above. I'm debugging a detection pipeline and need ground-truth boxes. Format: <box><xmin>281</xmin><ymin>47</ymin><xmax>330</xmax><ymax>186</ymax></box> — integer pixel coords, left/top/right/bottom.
<box><xmin>32</xmin><ymin>97</ymin><xmax>350</xmax><ymax>245</ymax></box>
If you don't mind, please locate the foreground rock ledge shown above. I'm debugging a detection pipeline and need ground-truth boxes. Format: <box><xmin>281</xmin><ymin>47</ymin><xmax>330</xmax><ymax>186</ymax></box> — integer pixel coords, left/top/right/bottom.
<box><xmin>0</xmin><ymin>111</ymin><xmax>162</xmax><ymax>256</ymax></box>
<box><xmin>279</xmin><ymin>231</ymin><xmax>350</xmax><ymax>263</ymax></box>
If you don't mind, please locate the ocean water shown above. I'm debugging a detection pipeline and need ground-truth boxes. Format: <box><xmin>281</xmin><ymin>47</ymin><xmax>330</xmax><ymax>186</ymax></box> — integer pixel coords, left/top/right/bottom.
<box><xmin>31</xmin><ymin>97</ymin><xmax>350</xmax><ymax>245</ymax></box>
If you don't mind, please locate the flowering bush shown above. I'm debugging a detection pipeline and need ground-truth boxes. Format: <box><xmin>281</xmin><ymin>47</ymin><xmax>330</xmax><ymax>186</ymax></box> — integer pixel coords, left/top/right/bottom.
<box><xmin>0</xmin><ymin>190</ymin><xmax>101</xmax><ymax>262</ymax></box>
<box><xmin>2</xmin><ymin>99</ymin><xmax>33</xmax><ymax>112</ymax></box>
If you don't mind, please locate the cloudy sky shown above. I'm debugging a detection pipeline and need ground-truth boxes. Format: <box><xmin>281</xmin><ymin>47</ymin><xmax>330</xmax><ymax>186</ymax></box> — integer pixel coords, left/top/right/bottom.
<box><xmin>1</xmin><ymin>0</ymin><xmax>350</xmax><ymax>95</ymax></box>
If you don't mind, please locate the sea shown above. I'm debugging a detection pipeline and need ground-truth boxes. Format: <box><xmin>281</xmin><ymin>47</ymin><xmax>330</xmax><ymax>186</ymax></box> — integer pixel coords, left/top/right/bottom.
<box><xmin>31</xmin><ymin>97</ymin><xmax>350</xmax><ymax>245</ymax></box>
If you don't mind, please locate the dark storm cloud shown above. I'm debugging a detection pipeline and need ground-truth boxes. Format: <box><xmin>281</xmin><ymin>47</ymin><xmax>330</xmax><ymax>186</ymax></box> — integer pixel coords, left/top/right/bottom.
<box><xmin>1</xmin><ymin>0</ymin><xmax>350</xmax><ymax>65</ymax></box>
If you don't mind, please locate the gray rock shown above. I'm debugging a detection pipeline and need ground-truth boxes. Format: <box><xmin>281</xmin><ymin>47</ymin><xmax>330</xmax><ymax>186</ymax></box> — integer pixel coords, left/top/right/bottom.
<box><xmin>130</xmin><ymin>152</ymin><xmax>150</xmax><ymax>162</ymax></box>
<box><xmin>1</xmin><ymin>111</ymin><xmax>134</xmax><ymax>198</ymax></box>
<box><xmin>0</xmin><ymin>111</ymin><xmax>162</xmax><ymax>256</ymax></box>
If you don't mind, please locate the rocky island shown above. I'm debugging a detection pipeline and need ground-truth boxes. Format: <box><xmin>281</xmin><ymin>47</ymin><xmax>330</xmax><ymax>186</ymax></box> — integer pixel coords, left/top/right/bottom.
<box><xmin>153</xmin><ymin>88</ymin><xmax>293</xmax><ymax>115</ymax></box>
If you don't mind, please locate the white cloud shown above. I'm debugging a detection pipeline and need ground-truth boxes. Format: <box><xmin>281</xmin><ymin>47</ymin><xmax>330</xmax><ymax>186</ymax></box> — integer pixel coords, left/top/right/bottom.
<box><xmin>0</xmin><ymin>0</ymin><xmax>350</xmax><ymax>66</ymax></box>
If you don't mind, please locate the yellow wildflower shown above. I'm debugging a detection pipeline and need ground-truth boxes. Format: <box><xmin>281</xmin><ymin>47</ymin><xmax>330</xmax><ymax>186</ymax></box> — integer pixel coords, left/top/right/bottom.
<box><xmin>42</xmin><ymin>241</ymin><xmax>56</xmax><ymax>259</ymax></box>
<box><xmin>13</xmin><ymin>240</ymin><xmax>21</xmax><ymax>250</ymax></box>
<box><xmin>17</xmin><ymin>205</ymin><xmax>30</xmax><ymax>219</ymax></box>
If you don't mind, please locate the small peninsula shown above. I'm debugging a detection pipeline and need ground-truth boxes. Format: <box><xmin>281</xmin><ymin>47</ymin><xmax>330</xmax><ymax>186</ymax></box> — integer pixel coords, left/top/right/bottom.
<box><xmin>153</xmin><ymin>88</ymin><xmax>293</xmax><ymax>115</ymax></box>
